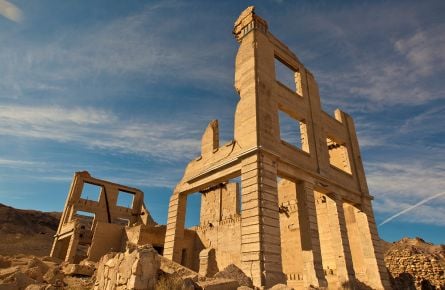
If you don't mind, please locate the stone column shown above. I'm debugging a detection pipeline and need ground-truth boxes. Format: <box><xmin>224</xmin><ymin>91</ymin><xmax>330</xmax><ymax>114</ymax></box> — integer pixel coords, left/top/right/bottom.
<box><xmin>355</xmin><ymin>198</ymin><xmax>391</xmax><ymax>289</ymax></box>
<box><xmin>163</xmin><ymin>192</ymin><xmax>187</xmax><ymax>263</ymax></box>
<box><xmin>65</xmin><ymin>229</ymin><xmax>80</xmax><ymax>263</ymax></box>
<box><xmin>325</xmin><ymin>194</ymin><xmax>355</xmax><ymax>285</ymax></box>
<box><xmin>240</xmin><ymin>152</ymin><xmax>285</xmax><ymax>288</ymax></box>
<box><xmin>296</xmin><ymin>181</ymin><xmax>327</xmax><ymax>288</ymax></box>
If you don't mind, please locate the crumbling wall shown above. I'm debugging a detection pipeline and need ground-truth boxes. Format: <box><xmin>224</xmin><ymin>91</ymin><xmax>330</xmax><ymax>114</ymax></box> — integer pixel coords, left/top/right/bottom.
<box><xmin>94</xmin><ymin>244</ymin><xmax>160</xmax><ymax>290</ymax></box>
<box><xmin>385</xmin><ymin>243</ymin><xmax>445</xmax><ymax>289</ymax></box>
<box><xmin>195</xmin><ymin>216</ymin><xmax>242</xmax><ymax>272</ymax></box>
<box><xmin>88</xmin><ymin>222</ymin><xmax>124</xmax><ymax>262</ymax></box>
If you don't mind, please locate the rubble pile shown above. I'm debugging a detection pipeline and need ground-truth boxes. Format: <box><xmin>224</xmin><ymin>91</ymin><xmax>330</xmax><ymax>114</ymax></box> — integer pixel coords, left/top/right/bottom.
<box><xmin>384</xmin><ymin>237</ymin><xmax>445</xmax><ymax>290</ymax></box>
<box><xmin>93</xmin><ymin>244</ymin><xmax>160</xmax><ymax>290</ymax></box>
<box><xmin>0</xmin><ymin>255</ymin><xmax>93</xmax><ymax>290</ymax></box>
<box><xmin>214</xmin><ymin>264</ymin><xmax>253</xmax><ymax>288</ymax></box>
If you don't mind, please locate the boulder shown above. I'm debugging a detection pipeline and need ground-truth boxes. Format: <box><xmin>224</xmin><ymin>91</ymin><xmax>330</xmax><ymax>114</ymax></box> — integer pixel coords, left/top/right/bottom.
<box><xmin>214</xmin><ymin>264</ymin><xmax>253</xmax><ymax>288</ymax></box>
<box><xmin>268</xmin><ymin>283</ymin><xmax>293</xmax><ymax>290</ymax></box>
<box><xmin>42</xmin><ymin>267</ymin><xmax>64</xmax><ymax>285</ymax></box>
<box><xmin>94</xmin><ymin>244</ymin><xmax>160</xmax><ymax>290</ymax></box>
<box><xmin>62</xmin><ymin>264</ymin><xmax>95</xmax><ymax>276</ymax></box>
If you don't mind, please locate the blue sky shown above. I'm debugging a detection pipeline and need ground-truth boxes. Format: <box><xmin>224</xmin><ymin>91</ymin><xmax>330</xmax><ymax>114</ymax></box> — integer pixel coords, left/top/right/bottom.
<box><xmin>0</xmin><ymin>0</ymin><xmax>444</xmax><ymax>244</ymax></box>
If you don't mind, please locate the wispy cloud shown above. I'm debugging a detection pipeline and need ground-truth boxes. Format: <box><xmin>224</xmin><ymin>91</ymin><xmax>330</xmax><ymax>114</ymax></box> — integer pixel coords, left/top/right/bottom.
<box><xmin>0</xmin><ymin>105</ymin><xmax>201</xmax><ymax>162</ymax></box>
<box><xmin>0</xmin><ymin>3</ymin><xmax>234</xmax><ymax>100</ymax></box>
<box><xmin>368</xmin><ymin>161</ymin><xmax>445</xmax><ymax>225</ymax></box>
<box><xmin>0</xmin><ymin>0</ymin><xmax>23</xmax><ymax>23</ymax></box>
<box><xmin>395</xmin><ymin>24</ymin><xmax>445</xmax><ymax>76</ymax></box>
<box><xmin>0</xmin><ymin>159</ymin><xmax>40</xmax><ymax>167</ymax></box>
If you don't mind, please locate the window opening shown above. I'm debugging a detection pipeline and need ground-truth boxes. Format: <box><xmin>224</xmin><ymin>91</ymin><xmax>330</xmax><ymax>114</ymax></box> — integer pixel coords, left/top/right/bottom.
<box><xmin>80</xmin><ymin>183</ymin><xmax>101</xmax><ymax>201</ymax></box>
<box><xmin>279</xmin><ymin>110</ymin><xmax>309</xmax><ymax>153</ymax></box>
<box><xmin>185</xmin><ymin>192</ymin><xmax>201</xmax><ymax>228</ymax></box>
<box><xmin>275</xmin><ymin>57</ymin><xmax>302</xmax><ymax>95</ymax></box>
<box><xmin>117</xmin><ymin>190</ymin><xmax>134</xmax><ymax>208</ymax></box>
<box><xmin>327</xmin><ymin>137</ymin><xmax>352</xmax><ymax>174</ymax></box>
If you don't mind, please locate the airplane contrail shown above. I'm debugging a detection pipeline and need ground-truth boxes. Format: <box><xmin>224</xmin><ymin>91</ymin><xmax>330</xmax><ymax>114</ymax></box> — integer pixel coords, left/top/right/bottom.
<box><xmin>378</xmin><ymin>191</ymin><xmax>445</xmax><ymax>227</ymax></box>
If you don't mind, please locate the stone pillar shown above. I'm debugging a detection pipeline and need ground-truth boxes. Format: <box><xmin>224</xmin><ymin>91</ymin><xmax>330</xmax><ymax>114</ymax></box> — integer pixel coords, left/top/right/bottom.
<box><xmin>199</xmin><ymin>248</ymin><xmax>218</xmax><ymax>277</ymax></box>
<box><xmin>65</xmin><ymin>230</ymin><xmax>79</xmax><ymax>263</ymax></box>
<box><xmin>356</xmin><ymin>198</ymin><xmax>391</xmax><ymax>289</ymax></box>
<box><xmin>325</xmin><ymin>194</ymin><xmax>355</xmax><ymax>285</ymax></box>
<box><xmin>296</xmin><ymin>181</ymin><xmax>327</xmax><ymax>288</ymax></box>
<box><xmin>163</xmin><ymin>192</ymin><xmax>187</xmax><ymax>263</ymax></box>
<box><xmin>240</xmin><ymin>152</ymin><xmax>285</xmax><ymax>288</ymax></box>
<box><xmin>343</xmin><ymin>201</ymin><xmax>391</xmax><ymax>290</ymax></box>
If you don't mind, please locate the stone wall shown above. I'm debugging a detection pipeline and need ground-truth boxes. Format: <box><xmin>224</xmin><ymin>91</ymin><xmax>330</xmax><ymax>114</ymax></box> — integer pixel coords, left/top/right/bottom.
<box><xmin>194</xmin><ymin>216</ymin><xmax>242</xmax><ymax>272</ymax></box>
<box><xmin>384</xmin><ymin>238</ymin><xmax>444</xmax><ymax>290</ymax></box>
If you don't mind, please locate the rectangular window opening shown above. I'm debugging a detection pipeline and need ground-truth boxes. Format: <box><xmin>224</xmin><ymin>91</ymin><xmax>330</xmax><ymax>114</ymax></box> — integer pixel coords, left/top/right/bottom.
<box><xmin>327</xmin><ymin>137</ymin><xmax>352</xmax><ymax>174</ymax></box>
<box><xmin>229</xmin><ymin>176</ymin><xmax>242</xmax><ymax>214</ymax></box>
<box><xmin>80</xmin><ymin>183</ymin><xmax>101</xmax><ymax>201</ymax></box>
<box><xmin>275</xmin><ymin>57</ymin><xmax>302</xmax><ymax>95</ymax></box>
<box><xmin>75</xmin><ymin>210</ymin><xmax>95</xmax><ymax>219</ymax></box>
<box><xmin>117</xmin><ymin>190</ymin><xmax>135</xmax><ymax>208</ymax></box>
<box><xmin>185</xmin><ymin>192</ymin><xmax>201</xmax><ymax>228</ymax></box>
<box><xmin>279</xmin><ymin>110</ymin><xmax>309</xmax><ymax>153</ymax></box>
<box><xmin>74</xmin><ymin>211</ymin><xmax>95</xmax><ymax>229</ymax></box>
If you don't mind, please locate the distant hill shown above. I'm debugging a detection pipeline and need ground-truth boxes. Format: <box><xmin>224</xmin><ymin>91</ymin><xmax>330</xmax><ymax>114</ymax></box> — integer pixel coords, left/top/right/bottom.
<box><xmin>0</xmin><ymin>203</ymin><xmax>60</xmax><ymax>256</ymax></box>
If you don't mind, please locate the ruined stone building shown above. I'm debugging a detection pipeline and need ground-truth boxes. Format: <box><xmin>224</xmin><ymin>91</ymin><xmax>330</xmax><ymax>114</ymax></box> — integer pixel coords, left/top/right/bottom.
<box><xmin>164</xmin><ymin>7</ymin><xmax>390</xmax><ymax>289</ymax></box>
<box><xmin>51</xmin><ymin>6</ymin><xmax>390</xmax><ymax>290</ymax></box>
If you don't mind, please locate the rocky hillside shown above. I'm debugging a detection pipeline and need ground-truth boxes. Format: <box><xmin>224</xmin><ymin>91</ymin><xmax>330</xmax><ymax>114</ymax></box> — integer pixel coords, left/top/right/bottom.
<box><xmin>0</xmin><ymin>203</ymin><xmax>60</xmax><ymax>256</ymax></box>
<box><xmin>384</xmin><ymin>237</ymin><xmax>445</xmax><ymax>290</ymax></box>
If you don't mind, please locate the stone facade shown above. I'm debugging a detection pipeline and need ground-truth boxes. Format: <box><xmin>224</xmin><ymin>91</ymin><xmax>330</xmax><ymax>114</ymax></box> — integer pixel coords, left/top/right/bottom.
<box><xmin>164</xmin><ymin>6</ymin><xmax>390</xmax><ymax>289</ymax></box>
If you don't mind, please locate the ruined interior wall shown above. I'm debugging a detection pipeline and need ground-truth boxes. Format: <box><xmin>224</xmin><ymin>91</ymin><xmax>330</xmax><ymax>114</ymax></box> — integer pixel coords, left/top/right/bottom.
<box><xmin>180</xmin><ymin>230</ymin><xmax>199</xmax><ymax>271</ymax></box>
<box><xmin>137</xmin><ymin>225</ymin><xmax>166</xmax><ymax>248</ymax></box>
<box><xmin>195</xmin><ymin>217</ymin><xmax>242</xmax><ymax>272</ymax></box>
<box><xmin>200</xmin><ymin>183</ymin><xmax>239</xmax><ymax>226</ymax></box>
<box><xmin>200</xmin><ymin>188</ymin><xmax>221</xmax><ymax>225</ymax></box>
<box><xmin>314</xmin><ymin>192</ymin><xmax>337</xmax><ymax>273</ymax></box>
<box><xmin>195</xmin><ymin>182</ymin><xmax>242</xmax><ymax>272</ymax></box>
<box><xmin>88</xmin><ymin>222</ymin><xmax>124</xmax><ymax>262</ymax></box>
<box><xmin>277</xmin><ymin>179</ymin><xmax>304</xmax><ymax>289</ymax></box>
<box><xmin>343</xmin><ymin>202</ymin><xmax>368</xmax><ymax>282</ymax></box>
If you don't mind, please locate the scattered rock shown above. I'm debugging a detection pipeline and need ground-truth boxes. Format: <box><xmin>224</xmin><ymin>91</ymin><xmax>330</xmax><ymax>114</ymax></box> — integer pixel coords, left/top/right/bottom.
<box><xmin>268</xmin><ymin>283</ymin><xmax>293</xmax><ymax>290</ymax></box>
<box><xmin>25</xmin><ymin>284</ymin><xmax>46</xmax><ymax>290</ymax></box>
<box><xmin>0</xmin><ymin>256</ymin><xmax>11</xmax><ymax>269</ymax></box>
<box><xmin>384</xmin><ymin>237</ymin><xmax>445</xmax><ymax>290</ymax></box>
<box><xmin>42</xmin><ymin>267</ymin><xmax>64</xmax><ymax>285</ymax></box>
<box><xmin>196</xmin><ymin>278</ymin><xmax>239</xmax><ymax>290</ymax></box>
<box><xmin>214</xmin><ymin>264</ymin><xmax>253</xmax><ymax>288</ymax></box>
<box><xmin>181</xmin><ymin>277</ymin><xmax>196</xmax><ymax>290</ymax></box>
<box><xmin>62</xmin><ymin>263</ymin><xmax>95</xmax><ymax>277</ymax></box>
<box><xmin>2</xmin><ymin>271</ymin><xmax>36</xmax><ymax>290</ymax></box>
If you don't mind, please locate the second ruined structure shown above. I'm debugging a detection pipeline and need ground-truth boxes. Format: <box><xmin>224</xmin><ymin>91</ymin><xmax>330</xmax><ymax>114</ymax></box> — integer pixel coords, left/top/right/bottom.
<box><xmin>51</xmin><ymin>6</ymin><xmax>390</xmax><ymax>290</ymax></box>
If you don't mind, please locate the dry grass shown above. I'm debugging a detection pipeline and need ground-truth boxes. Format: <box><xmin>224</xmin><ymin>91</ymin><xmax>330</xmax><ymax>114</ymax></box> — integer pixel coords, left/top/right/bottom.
<box><xmin>155</xmin><ymin>273</ymin><xmax>183</xmax><ymax>290</ymax></box>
